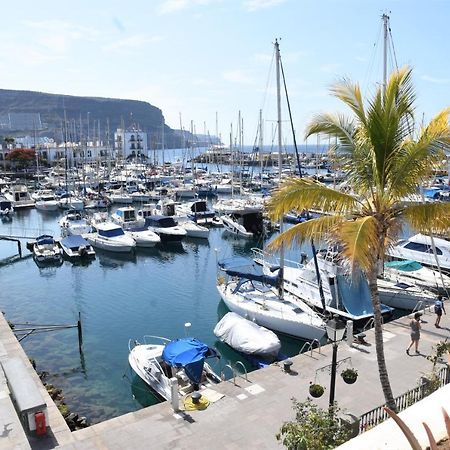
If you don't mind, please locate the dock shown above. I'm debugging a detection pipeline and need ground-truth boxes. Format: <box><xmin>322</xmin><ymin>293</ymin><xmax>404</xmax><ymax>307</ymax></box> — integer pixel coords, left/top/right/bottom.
<box><xmin>1</xmin><ymin>307</ymin><xmax>449</xmax><ymax>449</ymax></box>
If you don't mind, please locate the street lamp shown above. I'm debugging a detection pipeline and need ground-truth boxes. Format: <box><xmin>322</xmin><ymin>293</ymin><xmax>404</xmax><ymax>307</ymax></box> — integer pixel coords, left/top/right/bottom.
<box><xmin>326</xmin><ymin>315</ymin><xmax>346</xmax><ymax>409</ymax></box>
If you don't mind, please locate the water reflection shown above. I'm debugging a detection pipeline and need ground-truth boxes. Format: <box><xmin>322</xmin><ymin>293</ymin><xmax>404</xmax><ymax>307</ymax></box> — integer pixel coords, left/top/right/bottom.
<box><xmin>97</xmin><ymin>250</ymin><xmax>137</xmax><ymax>268</ymax></box>
<box><xmin>129</xmin><ymin>373</ymin><xmax>160</xmax><ymax>408</ymax></box>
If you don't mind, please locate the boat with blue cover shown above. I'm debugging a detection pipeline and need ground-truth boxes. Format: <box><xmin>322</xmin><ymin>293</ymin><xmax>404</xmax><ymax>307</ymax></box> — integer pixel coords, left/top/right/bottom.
<box><xmin>60</xmin><ymin>235</ymin><xmax>96</xmax><ymax>259</ymax></box>
<box><xmin>33</xmin><ymin>235</ymin><xmax>62</xmax><ymax>263</ymax></box>
<box><xmin>128</xmin><ymin>336</ymin><xmax>221</xmax><ymax>401</ymax></box>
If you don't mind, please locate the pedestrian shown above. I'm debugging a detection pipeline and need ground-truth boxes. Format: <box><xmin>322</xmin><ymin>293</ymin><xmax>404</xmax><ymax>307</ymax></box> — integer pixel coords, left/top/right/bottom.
<box><xmin>406</xmin><ymin>312</ymin><xmax>421</xmax><ymax>355</ymax></box>
<box><xmin>434</xmin><ymin>295</ymin><xmax>446</xmax><ymax>328</ymax></box>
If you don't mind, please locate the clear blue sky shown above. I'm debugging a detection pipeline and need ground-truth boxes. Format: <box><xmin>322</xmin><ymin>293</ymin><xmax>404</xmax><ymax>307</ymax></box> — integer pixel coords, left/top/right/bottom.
<box><xmin>0</xmin><ymin>0</ymin><xmax>448</xmax><ymax>144</ymax></box>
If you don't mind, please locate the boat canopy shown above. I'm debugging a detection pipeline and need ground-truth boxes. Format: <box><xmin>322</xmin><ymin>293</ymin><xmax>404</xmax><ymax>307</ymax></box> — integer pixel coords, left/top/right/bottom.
<box><xmin>219</xmin><ymin>257</ymin><xmax>281</xmax><ymax>288</ymax></box>
<box><xmin>36</xmin><ymin>235</ymin><xmax>55</xmax><ymax>245</ymax></box>
<box><xmin>385</xmin><ymin>260</ymin><xmax>423</xmax><ymax>272</ymax></box>
<box><xmin>161</xmin><ymin>338</ymin><xmax>217</xmax><ymax>384</ymax></box>
<box><xmin>145</xmin><ymin>215</ymin><xmax>177</xmax><ymax>228</ymax></box>
<box><xmin>61</xmin><ymin>235</ymin><xmax>90</xmax><ymax>249</ymax></box>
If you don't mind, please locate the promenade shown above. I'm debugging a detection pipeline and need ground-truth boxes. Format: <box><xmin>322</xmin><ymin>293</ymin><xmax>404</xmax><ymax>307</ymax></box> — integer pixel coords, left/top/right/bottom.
<box><xmin>1</xmin><ymin>306</ymin><xmax>449</xmax><ymax>450</ymax></box>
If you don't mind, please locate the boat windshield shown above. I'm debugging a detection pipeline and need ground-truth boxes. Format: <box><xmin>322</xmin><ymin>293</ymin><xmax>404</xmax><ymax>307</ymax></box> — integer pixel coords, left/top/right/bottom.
<box><xmin>99</xmin><ymin>227</ymin><xmax>125</xmax><ymax>238</ymax></box>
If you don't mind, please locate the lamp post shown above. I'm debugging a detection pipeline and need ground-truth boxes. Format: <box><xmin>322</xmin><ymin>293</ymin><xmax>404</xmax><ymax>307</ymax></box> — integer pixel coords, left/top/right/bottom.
<box><xmin>326</xmin><ymin>316</ymin><xmax>346</xmax><ymax>409</ymax></box>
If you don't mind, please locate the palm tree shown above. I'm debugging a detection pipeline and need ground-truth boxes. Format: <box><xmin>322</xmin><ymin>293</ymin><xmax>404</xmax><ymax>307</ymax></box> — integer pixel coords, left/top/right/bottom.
<box><xmin>267</xmin><ymin>66</ymin><xmax>450</xmax><ymax>410</ymax></box>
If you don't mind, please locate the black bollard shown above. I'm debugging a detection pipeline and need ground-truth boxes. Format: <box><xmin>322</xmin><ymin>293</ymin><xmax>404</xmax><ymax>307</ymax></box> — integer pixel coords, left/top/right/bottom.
<box><xmin>283</xmin><ymin>359</ymin><xmax>293</xmax><ymax>373</ymax></box>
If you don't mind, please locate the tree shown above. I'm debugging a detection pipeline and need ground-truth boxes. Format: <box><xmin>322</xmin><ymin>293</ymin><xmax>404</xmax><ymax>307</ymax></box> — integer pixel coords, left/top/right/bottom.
<box><xmin>5</xmin><ymin>148</ymin><xmax>36</xmax><ymax>169</ymax></box>
<box><xmin>267</xmin><ymin>66</ymin><xmax>450</xmax><ymax>411</ymax></box>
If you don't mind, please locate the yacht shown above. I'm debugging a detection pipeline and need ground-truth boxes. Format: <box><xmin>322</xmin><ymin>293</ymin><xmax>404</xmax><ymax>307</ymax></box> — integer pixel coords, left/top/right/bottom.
<box><xmin>59</xmin><ymin>210</ymin><xmax>92</xmax><ymax>237</ymax></box>
<box><xmin>86</xmin><ymin>222</ymin><xmax>136</xmax><ymax>253</ymax></box>
<box><xmin>217</xmin><ymin>257</ymin><xmax>326</xmax><ymax>341</ymax></box>
<box><xmin>5</xmin><ymin>185</ymin><xmax>34</xmax><ymax>209</ymax></box>
<box><xmin>58</xmin><ymin>194</ymin><xmax>84</xmax><ymax>211</ymax></box>
<box><xmin>125</xmin><ymin>227</ymin><xmax>161</xmax><ymax>248</ymax></box>
<box><xmin>175</xmin><ymin>200</ymin><xmax>216</xmax><ymax>225</ymax></box>
<box><xmin>128</xmin><ymin>336</ymin><xmax>221</xmax><ymax>401</ymax></box>
<box><xmin>35</xmin><ymin>191</ymin><xmax>59</xmax><ymax>211</ymax></box>
<box><xmin>144</xmin><ymin>216</ymin><xmax>187</xmax><ymax>243</ymax></box>
<box><xmin>111</xmin><ymin>206</ymin><xmax>144</xmax><ymax>229</ymax></box>
<box><xmin>387</xmin><ymin>234</ymin><xmax>450</xmax><ymax>273</ymax></box>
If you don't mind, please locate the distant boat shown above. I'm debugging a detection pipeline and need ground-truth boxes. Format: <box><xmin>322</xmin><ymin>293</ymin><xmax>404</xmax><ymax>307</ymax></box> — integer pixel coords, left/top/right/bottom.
<box><xmin>214</xmin><ymin>312</ymin><xmax>281</xmax><ymax>359</ymax></box>
<box><xmin>128</xmin><ymin>336</ymin><xmax>221</xmax><ymax>401</ymax></box>
<box><xmin>86</xmin><ymin>221</ymin><xmax>136</xmax><ymax>253</ymax></box>
<box><xmin>5</xmin><ymin>185</ymin><xmax>34</xmax><ymax>209</ymax></box>
<box><xmin>144</xmin><ymin>215</ymin><xmax>187</xmax><ymax>243</ymax></box>
<box><xmin>0</xmin><ymin>197</ymin><xmax>14</xmax><ymax>217</ymax></box>
<box><xmin>59</xmin><ymin>210</ymin><xmax>92</xmax><ymax>237</ymax></box>
<box><xmin>60</xmin><ymin>235</ymin><xmax>96</xmax><ymax>260</ymax></box>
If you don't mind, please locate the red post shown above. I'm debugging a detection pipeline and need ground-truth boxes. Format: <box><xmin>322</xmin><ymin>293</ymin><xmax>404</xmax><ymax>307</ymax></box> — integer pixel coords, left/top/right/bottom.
<box><xmin>35</xmin><ymin>411</ymin><xmax>47</xmax><ymax>436</ymax></box>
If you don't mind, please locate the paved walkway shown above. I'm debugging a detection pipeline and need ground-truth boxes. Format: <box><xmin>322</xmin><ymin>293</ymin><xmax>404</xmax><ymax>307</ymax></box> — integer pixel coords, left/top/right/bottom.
<box><xmin>1</xmin><ymin>307</ymin><xmax>449</xmax><ymax>449</ymax></box>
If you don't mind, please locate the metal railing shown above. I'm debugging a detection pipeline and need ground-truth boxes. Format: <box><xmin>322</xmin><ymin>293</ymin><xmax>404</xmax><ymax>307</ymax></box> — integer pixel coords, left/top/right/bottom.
<box><xmin>359</xmin><ymin>365</ymin><xmax>450</xmax><ymax>433</ymax></box>
<box><xmin>299</xmin><ymin>338</ymin><xmax>322</xmax><ymax>357</ymax></box>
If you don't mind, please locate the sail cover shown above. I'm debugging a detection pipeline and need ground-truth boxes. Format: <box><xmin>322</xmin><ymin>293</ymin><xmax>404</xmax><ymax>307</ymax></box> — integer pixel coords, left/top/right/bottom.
<box><xmin>161</xmin><ymin>338</ymin><xmax>216</xmax><ymax>384</ymax></box>
<box><xmin>385</xmin><ymin>260</ymin><xmax>423</xmax><ymax>272</ymax></box>
<box><xmin>219</xmin><ymin>257</ymin><xmax>281</xmax><ymax>288</ymax></box>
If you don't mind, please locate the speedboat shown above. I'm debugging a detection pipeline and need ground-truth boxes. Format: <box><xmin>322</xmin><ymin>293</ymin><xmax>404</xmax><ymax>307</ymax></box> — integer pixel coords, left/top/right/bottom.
<box><xmin>177</xmin><ymin>218</ymin><xmax>209</xmax><ymax>239</ymax></box>
<box><xmin>33</xmin><ymin>235</ymin><xmax>62</xmax><ymax>263</ymax></box>
<box><xmin>214</xmin><ymin>312</ymin><xmax>281</xmax><ymax>360</ymax></box>
<box><xmin>86</xmin><ymin>222</ymin><xmax>136</xmax><ymax>253</ymax></box>
<box><xmin>60</xmin><ymin>235</ymin><xmax>96</xmax><ymax>259</ymax></box>
<box><xmin>217</xmin><ymin>257</ymin><xmax>326</xmax><ymax>341</ymax></box>
<box><xmin>59</xmin><ymin>210</ymin><xmax>92</xmax><ymax>237</ymax></box>
<box><xmin>387</xmin><ymin>234</ymin><xmax>450</xmax><ymax>273</ymax></box>
<box><xmin>35</xmin><ymin>192</ymin><xmax>59</xmax><ymax>211</ymax></box>
<box><xmin>125</xmin><ymin>227</ymin><xmax>161</xmax><ymax>248</ymax></box>
<box><xmin>144</xmin><ymin>215</ymin><xmax>187</xmax><ymax>243</ymax></box>
<box><xmin>128</xmin><ymin>336</ymin><xmax>221</xmax><ymax>401</ymax></box>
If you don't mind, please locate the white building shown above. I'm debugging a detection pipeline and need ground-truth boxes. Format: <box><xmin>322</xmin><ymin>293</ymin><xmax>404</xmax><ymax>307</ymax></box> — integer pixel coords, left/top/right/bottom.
<box><xmin>114</xmin><ymin>128</ymin><xmax>148</xmax><ymax>160</ymax></box>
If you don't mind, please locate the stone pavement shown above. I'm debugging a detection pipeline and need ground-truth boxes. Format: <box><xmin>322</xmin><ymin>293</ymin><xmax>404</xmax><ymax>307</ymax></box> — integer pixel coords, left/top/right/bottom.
<box><xmin>1</xmin><ymin>306</ymin><xmax>449</xmax><ymax>449</ymax></box>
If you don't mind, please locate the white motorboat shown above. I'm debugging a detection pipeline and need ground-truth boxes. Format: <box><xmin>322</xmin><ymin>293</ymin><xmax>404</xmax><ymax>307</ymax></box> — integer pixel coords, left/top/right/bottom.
<box><xmin>128</xmin><ymin>336</ymin><xmax>221</xmax><ymax>401</ymax></box>
<box><xmin>252</xmin><ymin>248</ymin><xmax>393</xmax><ymax>323</ymax></box>
<box><xmin>382</xmin><ymin>260</ymin><xmax>450</xmax><ymax>295</ymax></box>
<box><xmin>108</xmin><ymin>190</ymin><xmax>133</xmax><ymax>204</ymax></box>
<box><xmin>58</xmin><ymin>195</ymin><xmax>84</xmax><ymax>211</ymax></box>
<box><xmin>130</xmin><ymin>191</ymin><xmax>150</xmax><ymax>203</ymax></box>
<box><xmin>175</xmin><ymin>200</ymin><xmax>216</xmax><ymax>224</ymax></box>
<box><xmin>35</xmin><ymin>192</ymin><xmax>59</xmax><ymax>211</ymax></box>
<box><xmin>60</xmin><ymin>235</ymin><xmax>96</xmax><ymax>259</ymax></box>
<box><xmin>33</xmin><ymin>235</ymin><xmax>62</xmax><ymax>263</ymax></box>
<box><xmin>178</xmin><ymin>218</ymin><xmax>209</xmax><ymax>239</ymax></box>
<box><xmin>387</xmin><ymin>234</ymin><xmax>450</xmax><ymax>273</ymax></box>
<box><xmin>111</xmin><ymin>206</ymin><xmax>144</xmax><ymax>229</ymax></box>
<box><xmin>217</xmin><ymin>257</ymin><xmax>326</xmax><ymax>341</ymax></box>
<box><xmin>221</xmin><ymin>214</ymin><xmax>256</xmax><ymax>238</ymax></box>
<box><xmin>125</xmin><ymin>227</ymin><xmax>161</xmax><ymax>248</ymax></box>
<box><xmin>214</xmin><ymin>312</ymin><xmax>281</xmax><ymax>358</ymax></box>
<box><xmin>59</xmin><ymin>210</ymin><xmax>92</xmax><ymax>237</ymax></box>
<box><xmin>144</xmin><ymin>215</ymin><xmax>187</xmax><ymax>243</ymax></box>
<box><xmin>5</xmin><ymin>185</ymin><xmax>35</xmax><ymax>208</ymax></box>
<box><xmin>86</xmin><ymin>222</ymin><xmax>136</xmax><ymax>253</ymax></box>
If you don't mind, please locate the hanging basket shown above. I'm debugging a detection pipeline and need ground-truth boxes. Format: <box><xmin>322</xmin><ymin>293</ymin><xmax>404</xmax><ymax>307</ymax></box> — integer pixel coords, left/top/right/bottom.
<box><xmin>341</xmin><ymin>368</ymin><xmax>358</xmax><ymax>384</ymax></box>
<box><xmin>309</xmin><ymin>383</ymin><xmax>324</xmax><ymax>398</ymax></box>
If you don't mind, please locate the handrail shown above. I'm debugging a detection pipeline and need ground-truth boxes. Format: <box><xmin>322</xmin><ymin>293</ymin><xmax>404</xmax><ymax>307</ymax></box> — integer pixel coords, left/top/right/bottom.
<box><xmin>362</xmin><ymin>316</ymin><xmax>383</xmax><ymax>332</ymax></box>
<box><xmin>143</xmin><ymin>335</ymin><xmax>172</xmax><ymax>344</ymax></box>
<box><xmin>299</xmin><ymin>342</ymin><xmax>312</xmax><ymax>355</ymax></box>
<box><xmin>299</xmin><ymin>339</ymin><xmax>321</xmax><ymax>357</ymax></box>
<box><xmin>310</xmin><ymin>338</ymin><xmax>321</xmax><ymax>355</ymax></box>
<box><xmin>221</xmin><ymin>364</ymin><xmax>236</xmax><ymax>385</ymax></box>
<box><xmin>234</xmin><ymin>361</ymin><xmax>248</xmax><ymax>382</ymax></box>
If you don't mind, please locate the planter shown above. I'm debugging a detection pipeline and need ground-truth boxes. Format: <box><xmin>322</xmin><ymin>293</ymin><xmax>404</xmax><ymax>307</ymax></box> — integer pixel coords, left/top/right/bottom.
<box><xmin>341</xmin><ymin>368</ymin><xmax>358</xmax><ymax>385</ymax></box>
<box><xmin>309</xmin><ymin>383</ymin><xmax>324</xmax><ymax>398</ymax></box>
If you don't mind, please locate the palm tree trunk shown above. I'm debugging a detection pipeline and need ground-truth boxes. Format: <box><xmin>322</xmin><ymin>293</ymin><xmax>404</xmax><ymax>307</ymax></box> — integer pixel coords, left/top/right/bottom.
<box><xmin>367</xmin><ymin>267</ymin><xmax>397</xmax><ymax>412</ymax></box>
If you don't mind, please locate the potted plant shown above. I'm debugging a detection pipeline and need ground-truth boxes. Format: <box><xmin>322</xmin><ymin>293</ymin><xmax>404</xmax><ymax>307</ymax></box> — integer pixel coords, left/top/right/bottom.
<box><xmin>428</xmin><ymin>340</ymin><xmax>450</xmax><ymax>367</ymax></box>
<box><xmin>309</xmin><ymin>383</ymin><xmax>325</xmax><ymax>398</ymax></box>
<box><xmin>341</xmin><ymin>367</ymin><xmax>358</xmax><ymax>384</ymax></box>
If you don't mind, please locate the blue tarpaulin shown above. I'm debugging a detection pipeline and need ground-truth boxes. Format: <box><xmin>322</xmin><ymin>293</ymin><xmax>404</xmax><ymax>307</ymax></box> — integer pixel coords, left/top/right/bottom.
<box><xmin>385</xmin><ymin>260</ymin><xmax>423</xmax><ymax>272</ymax></box>
<box><xmin>61</xmin><ymin>235</ymin><xmax>89</xmax><ymax>249</ymax></box>
<box><xmin>161</xmin><ymin>338</ymin><xmax>216</xmax><ymax>384</ymax></box>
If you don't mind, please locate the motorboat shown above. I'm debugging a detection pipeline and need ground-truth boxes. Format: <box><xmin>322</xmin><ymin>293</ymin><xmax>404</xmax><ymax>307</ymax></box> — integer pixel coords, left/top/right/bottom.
<box><xmin>111</xmin><ymin>206</ymin><xmax>144</xmax><ymax>229</ymax></box>
<box><xmin>35</xmin><ymin>192</ymin><xmax>59</xmax><ymax>211</ymax></box>
<box><xmin>107</xmin><ymin>190</ymin><xmax>133</xmax><ymax>204</ymax></box>
<box><xmin>175</xmin><ymin>200</ymin><xmax>216</xmax><ymax>225</ymax></box>
<box><xmin>128</xmin><ymin>336</ymin><xmax>221</xmax><ymax>401</ymax></box>
<box><xmin>382</xmin><ymin>260</ymin><xmax>450</xmax><ymax>295</ymax></box>
<box><xmin>125</xmin><ymin>227</ymin><xmax>161</xmax><ymax>248</ymax></box>
<box><xmin>60</xmin><ymin>235</ymin><xmax>96</xmax><ymax>259</ymax></box>
<box><xmin>217</xmin><ymin>257</ymin><xmax>326</xmax><ymax>341</ymax></box>
<box><xmin>86</xmin><ymin>222</ymin><xmax>136</xmax><ymax>253</ymax></box>
<box><xmin>214</xmin><ymin>312</ymin><xmax>281</xmax><ymax>360</ymax></box>
<box><xmin>33</xmin><ymin>235</ymin><xmax>62</xmax><ymax>263</ymax></box>
<box><xmin>221</xmin><ymin>213</ymin><xmax>263</xmax><ymax>238</ymax></box>
<box><xmin>252</xmin><ymin>248</ymin><xmax>393</xmax><ymax>323</ymax></box>
<box><xmin>59</xmin><ymin>210</ymin><xmax>92</xmax><ymax>237</ymax></box>
<box><xmin>144</xmin><ymin>215</ymin><xmax>187</xmax><ymax>243</ymax></box>
<box><xmin>177</xmin><ymin>218</ymin><xmax>209</xmax><ymax>239</ymax></box>
<box><xmin>0</xmin><ymin>197</ymin><xmax>14</xmax><ymax>217</ymax></box>
<box><xmin>386</xmin><ymin>234</ymin><xmax>450</xmax><ymax>273</ymax></box>
<box><xmin>58</xmin><ymin>194</ymin><xmax>84</xmax><ymax>211</ymax></box>
<box><xmin>5</xmin><ymin>185</ymin><xmax>35</xmax><ymax>209</ymax></box>
<box><xmin>84</xmin><ymin>194</ymin><xmax>110</xmax><ymax>209</ymax></box>
<box><xmin>137</xmin><ymin>203</ymin><xmax>154</xmax><ymax>221</ymax></box>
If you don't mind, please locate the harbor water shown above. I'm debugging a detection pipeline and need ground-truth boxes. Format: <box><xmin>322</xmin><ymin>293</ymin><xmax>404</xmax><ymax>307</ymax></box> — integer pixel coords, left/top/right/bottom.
<box><xmin>0</xmin><ymin>206</ymin><xmax>308</xmax><ymax>423</ymax></box>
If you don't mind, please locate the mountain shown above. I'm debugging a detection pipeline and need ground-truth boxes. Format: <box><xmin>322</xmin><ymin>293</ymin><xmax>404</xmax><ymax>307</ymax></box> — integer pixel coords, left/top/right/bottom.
<box><xmin>0</xmin><ymin>88</ymin><xmax>183</xmax><ymax>148</ymax></box>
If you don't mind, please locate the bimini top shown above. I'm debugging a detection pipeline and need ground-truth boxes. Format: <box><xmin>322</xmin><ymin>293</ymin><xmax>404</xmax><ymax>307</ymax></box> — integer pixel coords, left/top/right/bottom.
<box><xmin>161</xmin><ymin>338</ymin><xmax>217</xmax><ymax>384</ymax></box>
<box><xmin>385</xmin><ymin>260</ymin><xmax>423</xmax><ymax>272</ymax></box>
<box><xmin>219</xmin><ymin>256</ymin><xmax>281</xmax><ymax>288</ymax></box>
<box><xmin>61</xmin><ymin>235</ymin><xmax>90</xmax><ymax>249</ymax></box>
<box><xmin>36</xmin><ymin>235</ymin><xmax>55</xmax><ymax>245</ymax></box>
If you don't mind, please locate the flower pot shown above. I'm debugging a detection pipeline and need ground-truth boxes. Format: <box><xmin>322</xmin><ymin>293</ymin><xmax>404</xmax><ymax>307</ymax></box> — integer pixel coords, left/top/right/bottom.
<box><xmin>342</xmin><ymin>375</ymin><xmax>357</xmax><ymax>384</ymax></box>
<box><xmin>309</xmin><ymin>384</ymin><xmax>324</xmax><ymax>398</ymax></box>
<box><xmin>341</xmin><ymin>369</ymin><xmax>358</xmax><ymax>384</ymax></box>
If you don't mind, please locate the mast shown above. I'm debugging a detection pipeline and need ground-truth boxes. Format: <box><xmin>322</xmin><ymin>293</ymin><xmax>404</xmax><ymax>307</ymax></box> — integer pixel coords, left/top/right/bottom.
<box><xmin>275</xmin><ymin>38</ymin><xmax>284</xmax><ymax>297</ymax></box>
<box><xmin>382</xmin><ymin>13</ymin><xmax>389</xmax><ymax>98</ymax></box>
<box><xmin>230</xmin><ymin>123</ymin><xmax>234</xmax><ymax>197</ymax></box>
<box><xmin>259</xmin><ymin>109</ymin><xmax>263</xmax><ymax>186</ymax></box>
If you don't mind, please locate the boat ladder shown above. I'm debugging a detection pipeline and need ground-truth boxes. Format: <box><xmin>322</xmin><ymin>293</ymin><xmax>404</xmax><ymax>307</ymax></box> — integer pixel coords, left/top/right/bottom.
<box><xmin>299</xmin><ymin>338</ymin><xmax>322</xmax><ymax>357</ymax></box>
<box><xmin>362</xmin><ymin>315</ymin><xmax>384</xmax><ymax>333</ymax></box>
<box><xmin>412</xmin><ymin>300</ymin><xmax>433</xmax><ymax>315</ymax></box>
<box><xmin>220</xmin><ymin>360</ymin><xmax>249</xmax><ymax>385</ymax></box>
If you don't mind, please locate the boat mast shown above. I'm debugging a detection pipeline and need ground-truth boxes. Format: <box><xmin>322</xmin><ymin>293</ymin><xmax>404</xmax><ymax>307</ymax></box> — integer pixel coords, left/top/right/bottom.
<box><xmin>275</xmin><ymin>38</ymin><xmax>284</xmax><ymax>297</ymax></box>
<box><xmin>382</xmin><ymin>13</ymin><xmax>389</xmax><ymax>98</ymax></box>
<box><xmin>259</xmin><ymin>109</ymin><xmax>263</xmax><ymax>187</ymax></box>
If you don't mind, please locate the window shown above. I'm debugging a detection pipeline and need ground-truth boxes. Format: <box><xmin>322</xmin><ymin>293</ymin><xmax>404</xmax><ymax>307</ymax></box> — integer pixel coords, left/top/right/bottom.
<box><xmin>404</xmin><ymin>242</ymin><xmax>429</xmax><ymax>253</ymax></box>
<box><xmin>87</xmin><ymin>150</ymin><xmax>92</xmax><ymax>157</ymax></box>
<box><xmin>131</xmin><ymin>143</ymin><xmax>136</xmax><ymax>149</ymax></box>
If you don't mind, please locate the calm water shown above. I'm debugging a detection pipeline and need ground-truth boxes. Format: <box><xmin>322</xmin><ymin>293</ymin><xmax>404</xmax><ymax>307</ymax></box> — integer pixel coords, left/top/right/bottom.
<box><xmin>0</xmin><ymin>206</ymin><xmax>309</xmax><ymax>423</ymax></box>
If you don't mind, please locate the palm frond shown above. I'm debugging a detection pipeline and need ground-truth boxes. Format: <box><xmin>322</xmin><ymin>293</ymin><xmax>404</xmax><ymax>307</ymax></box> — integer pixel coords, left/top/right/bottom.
<box><xmin>304</xmin><ymin>113</ymin><xmax>355</xmax><ymax>146</ymax></box>
<box><xmin>402</xmin><ymin>202</ymin><xmax>450</xmax><ymax>235</ymax></box>
<box><xmin>266</xmin><ymin>177</ymin><xmax>359</xmax><ymax>220</ymax></box>
<box><xmin>267</xmin><ymin>215</ymin><xmax>345</xmax><ymax>252</ymax></box>
<box><xmin>329</xmin><ymin>78</ymin><xmax>367</xmax><ymax>126</ymax></box>
<box><xmin>336</xmin><ymin>216</ymin><xmax>381</xmax><ymax>273</ymax></box>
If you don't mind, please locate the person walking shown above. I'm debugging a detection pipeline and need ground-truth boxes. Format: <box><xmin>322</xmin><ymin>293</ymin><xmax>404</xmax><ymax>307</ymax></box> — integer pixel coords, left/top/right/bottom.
<box><xmin>407</xmin><ymin>312</ymin><xmax>421</xmax><ymax>355</ymax></box>
<box><xmin>434</xmin><ymin>295</ymin><xmax>446</xmax><ymax>328</ymax></box>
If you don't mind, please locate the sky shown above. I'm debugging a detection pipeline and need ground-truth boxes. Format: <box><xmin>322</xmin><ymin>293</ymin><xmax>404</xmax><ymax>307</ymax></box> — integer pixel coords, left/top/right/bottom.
<box><xmin>0</xmin><ymin>0</ymin><xmax>449</xmax><ymax>145</ymax></box>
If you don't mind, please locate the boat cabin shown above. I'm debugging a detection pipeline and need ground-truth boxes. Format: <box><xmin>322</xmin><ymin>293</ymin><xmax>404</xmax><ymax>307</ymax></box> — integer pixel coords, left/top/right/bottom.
<box><xmin>145</xmin><ymin>215</ymin><xmax>178</xmax><ymax>228</ymax></box>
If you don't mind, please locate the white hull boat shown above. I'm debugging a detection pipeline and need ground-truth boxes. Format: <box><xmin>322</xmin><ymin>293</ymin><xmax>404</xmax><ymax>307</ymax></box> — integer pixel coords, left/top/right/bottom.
<box><xmin>179</xmin><ymin>219</ymin><xmax>209</xmax><ymax>239</ymax></box>
<box><xmin>221</xmin><ymin>215</ymin><xmax>254</xmax><ymax>238</ymax></box>
<box><xmin>125</xmin><ymin>228</ymin><xmax>161</xmax><ymax>247</ymax></box>
<box><xmin>58</xmin><ymin>197</ymin><xmax>84</xmax><ymax>211</ymax></box>
<box><xmin>86</xmin><ymin>222</ymin><xmax>136</xmax><ymax>253</ymax></box>
<box><xmin>144</xmin><ymin>216</ymin><xmax>187</xmax><ymax>243</ymax></box>
<box><xmin>33</xmin><ymin>235</ymin><xmax>62</xmax><ymax>263</ymax></box>
<box><xmin>128</xmin><ymin>336</ymin><xmax>221</xmax><ymax>401</ymax></box>
<box><xmin>59</xmin><ymin>211</ymin><xmax>92</xmax><ymax>237</ymax></box>
<box><xmin>214</xmin><ymin>312</ymin><xmax>281</xmax><ymax>358</ymax></box>
<box><xmin>60</xmin><ymin>235</ymin><xmax>96</xmax><ymax>259</ymax></box>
